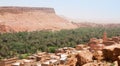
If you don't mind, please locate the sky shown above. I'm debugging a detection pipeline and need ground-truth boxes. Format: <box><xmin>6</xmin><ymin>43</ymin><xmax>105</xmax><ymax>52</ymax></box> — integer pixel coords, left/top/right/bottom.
<box><xmin>0</xmin><ymin>0</ymin><xmax>120</xmax><ymax>23</ymax></box>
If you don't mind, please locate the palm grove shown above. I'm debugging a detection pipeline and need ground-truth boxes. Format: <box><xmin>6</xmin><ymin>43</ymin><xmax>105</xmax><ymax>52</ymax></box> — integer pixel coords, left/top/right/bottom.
<box><xmin>0</xmin><ymin>27</ymin><xmax>120</xmax><ymax>59</ymax></box>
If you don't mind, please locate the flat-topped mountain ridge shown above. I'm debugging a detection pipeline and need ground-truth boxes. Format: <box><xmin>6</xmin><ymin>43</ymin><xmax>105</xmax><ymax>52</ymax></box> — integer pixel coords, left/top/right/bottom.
<box><xmin>0</xmin><ymin>6</ymin><xmax>77</xmax><ymax>33</ymax></box>
<box><xmin>0</xmin><ymin>6</ymin><xmax>55</xmax><ymax>14</ymax></box>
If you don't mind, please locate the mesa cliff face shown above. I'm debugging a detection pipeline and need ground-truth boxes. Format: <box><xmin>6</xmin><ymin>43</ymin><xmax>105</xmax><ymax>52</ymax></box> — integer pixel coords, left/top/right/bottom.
<box><xmin>0</xmin><ymin>6</ymin><xmax>77</xmax><ymax>33</ymax></box>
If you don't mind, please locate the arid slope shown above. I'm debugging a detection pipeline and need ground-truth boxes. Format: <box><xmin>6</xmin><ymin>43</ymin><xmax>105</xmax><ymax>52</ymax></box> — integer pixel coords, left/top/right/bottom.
<box><xmin>0</xmin><ymin>7</ymin><xmax>77</xmax><ymax>33</ymax></box>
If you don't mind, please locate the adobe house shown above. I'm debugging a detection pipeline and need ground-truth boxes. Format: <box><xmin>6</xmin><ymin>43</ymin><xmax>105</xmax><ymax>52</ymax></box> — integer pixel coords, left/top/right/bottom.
<box><xmin>103</xmin><ymin>32</ymin><xmax>120</xmax><ymax>46</ymax></box>
<box><xmin>88</xmin><ymin>32</ymin><xmax>107</xmax><ymax>51</ymax></box>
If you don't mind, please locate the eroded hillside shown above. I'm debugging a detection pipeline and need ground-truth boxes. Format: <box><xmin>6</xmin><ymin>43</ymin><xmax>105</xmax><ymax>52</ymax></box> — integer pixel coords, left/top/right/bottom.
<box><xmin>0</xmin><ymin>6</ymin><xmax>77</xmax><ymax>33</ymax></box>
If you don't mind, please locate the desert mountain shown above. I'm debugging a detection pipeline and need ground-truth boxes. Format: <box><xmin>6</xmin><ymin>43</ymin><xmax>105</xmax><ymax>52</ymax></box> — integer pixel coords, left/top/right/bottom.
<box><xmin>72</xmin><ymin>22</ymin><xmax>120</xmax><ymax>28</ymax></box>
<box><xmin>0</xmin><ymin>6</ymin><xmax>77</xmax><ymax>33</ymax></box>
<box><xmin>62</xmin><ymin>16</ymin><xmax>120</xmax><ymax>28</ymax></box>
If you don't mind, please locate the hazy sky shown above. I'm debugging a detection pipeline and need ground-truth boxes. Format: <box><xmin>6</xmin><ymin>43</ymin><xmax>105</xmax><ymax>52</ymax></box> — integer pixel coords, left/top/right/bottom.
<box><xmin>0</xmin><ymin>0</ymin><xmax>120</xmax><ymax>23</ymax></box>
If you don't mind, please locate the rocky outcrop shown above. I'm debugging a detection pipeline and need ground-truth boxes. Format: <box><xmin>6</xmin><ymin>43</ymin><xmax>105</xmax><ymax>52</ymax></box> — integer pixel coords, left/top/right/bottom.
<box><xmin>0</xmin><ymin>6</ymin><xmax>77</xmax><ymax>33</ymax></box>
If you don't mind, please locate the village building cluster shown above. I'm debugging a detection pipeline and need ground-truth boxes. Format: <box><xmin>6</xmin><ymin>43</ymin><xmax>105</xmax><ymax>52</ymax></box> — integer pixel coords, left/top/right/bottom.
<box><xmin>0</xmin><ymin>32</ymin><xmax>120</xmax><ymax>66</ymax></box>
